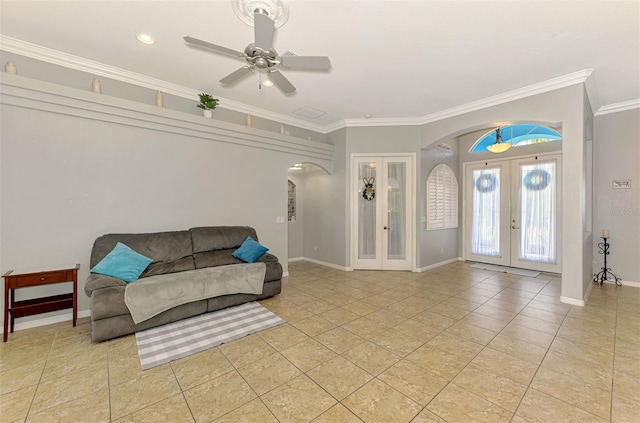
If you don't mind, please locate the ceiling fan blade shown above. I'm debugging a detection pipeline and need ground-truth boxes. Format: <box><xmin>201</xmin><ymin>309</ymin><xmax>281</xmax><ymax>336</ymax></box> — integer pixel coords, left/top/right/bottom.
<box><xmin>183</xmin><ymin>36</ymin><xmax>244</xmax><ymax>57</ymax></box>
<box><xmin>267</xmin><ymin>70</ymin><xmax>296</xmax><ymax>94</ymax></box>
<box><xmin>280</xmin><ymin>56</ymin><xmax>331</xmax><ymax>70</ymax></box>
<box><xmin>220</xmin><ymin>66</ymin><xmax>254</xmax><ymax>84</ymax></box>
<box><xmin>254</xmin><ymin>12</ymin><xmax>275</xmax><ymax>51</ymax></box>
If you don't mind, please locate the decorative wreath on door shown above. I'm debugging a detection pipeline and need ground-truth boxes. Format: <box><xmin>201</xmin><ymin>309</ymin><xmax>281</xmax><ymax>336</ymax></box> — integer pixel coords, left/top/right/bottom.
<box><xmin>362</xmin><ymin>177</ymin><xmax>375</xmax><ymax>201</ymax></box>
<box><xmin>523</xmin><ymin>169</ymin><xmax>550</xmax><ymax>191</ymax></box>
<box><xmin>475</xmin><ymin>174</ymin><xmax>497</xmax><ymax>193</ymax></box>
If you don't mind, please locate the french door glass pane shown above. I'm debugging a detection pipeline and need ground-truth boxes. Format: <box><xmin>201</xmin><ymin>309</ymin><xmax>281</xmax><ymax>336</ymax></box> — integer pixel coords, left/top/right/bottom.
<box><xmin>358</xmin><ymin>162</ymin><xmax>377</xmax><ymax>259</ymax></box>
<box><xmin>471</xmin><ymin>168</ymin><xmax>501</xmax><ymax>256</ymax></box>
<box><xmin>387</xmin><ymin>162</ymin><xmax>406</xmax><ymax>260</ymax></box>
<box><xmin>519</xmin><ymin>162</ymin><xmax>556</xmax><ymax>263</ymax></box>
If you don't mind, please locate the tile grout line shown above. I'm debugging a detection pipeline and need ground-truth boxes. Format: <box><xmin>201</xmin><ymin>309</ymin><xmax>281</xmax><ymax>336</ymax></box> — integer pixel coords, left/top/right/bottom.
<box><xmin>609</xmin><ymin>286</ymin><xmax>620</xmax><ymax>423</ymax></box>
<box><xmin>168</xmin><ymin>361</ymin><xmax>198</xmax><ymax>423</ymax></box>
<box><xmin>508</xmin><ymin>291</ymin><xmax>571</xmax><ymax>421</ymax></box>
<box><xmin>414</xmin><ymin>276</ymin><xmax>544</xmax><ymax>421</ymax></box>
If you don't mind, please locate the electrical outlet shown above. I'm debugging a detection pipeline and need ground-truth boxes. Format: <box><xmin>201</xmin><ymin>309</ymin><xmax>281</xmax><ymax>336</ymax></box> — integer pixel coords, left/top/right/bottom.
<box><xmin>440</xmin><ymin>248</ymin><xmax>444</xmax><ymax>254</ymax></box>
<box><xmin>314</xmin><ymin>246</ymin><xmax>318</xmax><ymax>252</ymax></box>
<box><xmin>276</xmin><ymin>217</ymin><xmax>285</xmax><ymax>224</ymax></box>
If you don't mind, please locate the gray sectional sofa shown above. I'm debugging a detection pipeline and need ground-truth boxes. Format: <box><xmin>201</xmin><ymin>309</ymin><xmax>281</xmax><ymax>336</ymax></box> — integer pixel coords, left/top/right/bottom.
<box><xmin>85</xmin><ymin>226</ymin><xmax>282</xmax><ymax>341</ymax></box>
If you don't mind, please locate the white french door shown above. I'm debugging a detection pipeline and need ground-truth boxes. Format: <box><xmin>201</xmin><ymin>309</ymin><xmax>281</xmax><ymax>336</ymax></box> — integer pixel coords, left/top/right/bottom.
<box><xmin>464</xmin><ymin>154</ymin><xmax>561</xmax><ymax>273</ymax></box>
<box><xmin>352</xmin><ymin>155</ymin><xmax>414</xmax><ymax>270</ymax></box>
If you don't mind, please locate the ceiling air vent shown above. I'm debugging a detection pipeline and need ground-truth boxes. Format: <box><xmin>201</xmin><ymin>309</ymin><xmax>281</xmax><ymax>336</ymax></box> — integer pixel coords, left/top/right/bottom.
<box><xmin>293</xmin><ymin>106</ymin><xmax>326</xmax><ymax>119</ymax></box>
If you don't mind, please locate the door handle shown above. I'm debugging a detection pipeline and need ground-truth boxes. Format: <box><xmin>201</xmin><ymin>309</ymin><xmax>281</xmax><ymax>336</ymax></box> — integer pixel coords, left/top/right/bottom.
<box><xmin>511</xmin><ymin>225</ymin><xmax>519</xmax><ymax>229</ymax></box>
<box><xmin>383</xmin><ymin>226</ymin><xmax>388</xmax><ymax>230</ymax></box>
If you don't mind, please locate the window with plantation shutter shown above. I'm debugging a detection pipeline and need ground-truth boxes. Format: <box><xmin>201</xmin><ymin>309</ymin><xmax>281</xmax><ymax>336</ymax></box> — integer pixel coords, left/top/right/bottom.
<box><xmin>427</xmin><ymin>164</ymin><xmax>458</xmax><ymax>230</ymax></box>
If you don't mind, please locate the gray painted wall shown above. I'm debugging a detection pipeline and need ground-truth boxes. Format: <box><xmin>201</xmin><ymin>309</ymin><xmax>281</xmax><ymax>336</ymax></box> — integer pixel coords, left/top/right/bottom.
<box><xmin>420</xmin><ymin>142</ymin><xmax>460</xmax><ymax>268</ymax></box>
<box><xmin>302</xmin><ymin>128</ymin><xmax>347</xmax><ymax>266</ymax></box>
<box><xmin>582</xmin><ymin>90</ymin><xmax>595</xmax><ymax>295</ymax></box>
<box><xmin>593</xmin><ymin>108</ymin><xmax>640</xmax><ymax>283</ymax></box>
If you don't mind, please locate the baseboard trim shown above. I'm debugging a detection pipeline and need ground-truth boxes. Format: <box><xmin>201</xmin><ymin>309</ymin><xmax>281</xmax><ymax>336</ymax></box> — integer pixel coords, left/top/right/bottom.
<box><xmin>601</xmin><ymin>279</ymin><xmax>640</xmax><ymax>288</ymax></box>
<box><xmin>1</xmin><ymin>309</ymin><xmax>91</xmax><ymax>335</ymax></box>
<box><xmin>301</xmin><ymin>257</ymin><xmax>353</xmax><ymax>272</ymax></box>
<box><xmin>288</xmin><ymin>257</ymin><xmax>304</xmax><ymax>262</ymax></box>
<box><xmin>560</xmin><ymin>296</ymin><xmax>585</xmax><ymax>307</ymax></box>
<box><xmin>416</xmin><ymin>257</ymin><xmax>463</xmax><ymax>273</ymax></box>
<box><xmin>583</xmin><ymin>279</ymin><xmax>594</xmax><ymax>305</ymax></box>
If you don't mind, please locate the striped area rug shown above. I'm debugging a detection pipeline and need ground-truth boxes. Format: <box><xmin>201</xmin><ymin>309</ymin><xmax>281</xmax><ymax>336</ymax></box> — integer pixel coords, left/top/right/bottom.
<box><xmin>135</xmin><ymin>301</ymin><xmax>285</xmax><ymax>370</ymax></box>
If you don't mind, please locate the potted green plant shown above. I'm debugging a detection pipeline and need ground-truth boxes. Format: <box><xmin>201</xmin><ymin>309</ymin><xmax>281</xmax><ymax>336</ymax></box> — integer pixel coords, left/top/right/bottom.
<box><xmin>197</xmin><ymin>93</ymin><xmax>219</xmax><ymax>118</ymax></box>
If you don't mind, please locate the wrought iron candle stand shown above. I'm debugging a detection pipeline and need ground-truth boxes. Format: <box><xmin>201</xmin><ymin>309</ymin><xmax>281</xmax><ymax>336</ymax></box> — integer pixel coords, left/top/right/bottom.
<box><xmin>594</xmin><ymin>237</ymin><xmax>622</xmax><ymax>286</ymax></box>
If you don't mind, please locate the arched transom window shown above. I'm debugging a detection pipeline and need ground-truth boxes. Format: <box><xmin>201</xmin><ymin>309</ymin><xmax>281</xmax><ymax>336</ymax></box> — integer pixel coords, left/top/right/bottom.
<box><xmin>470</xmin><ymin>124</ymin><xmax>561</xmax><ymax>153</ymax></box>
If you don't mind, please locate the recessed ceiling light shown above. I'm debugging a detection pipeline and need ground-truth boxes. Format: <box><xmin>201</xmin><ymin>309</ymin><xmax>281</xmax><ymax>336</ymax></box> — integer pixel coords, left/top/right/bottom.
<box><xmin>136</xmin><ymin>33</ymin><xmax>155</xmax><ymax>45</ymax></box>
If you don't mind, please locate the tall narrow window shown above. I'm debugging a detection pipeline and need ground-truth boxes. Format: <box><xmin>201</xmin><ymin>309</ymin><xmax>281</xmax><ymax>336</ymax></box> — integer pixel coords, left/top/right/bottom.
<box><xmin>426</xmin><ymin>164</ymin><xmax>458</xmax><ymax>230</ymax></box>
<box><xmin>287</xmin><ymin>180</ymin><xmax>296</xmax><ymax>221</ymax></box>
<box><xmin>471</xmin><ymin>167</ymin><xmax>501</xmax><ymax>256</ymax></box>
<box><xmin>519</xmin><ymin>162</ymin><xmax>556</xmax><ymax>263</ymax></box>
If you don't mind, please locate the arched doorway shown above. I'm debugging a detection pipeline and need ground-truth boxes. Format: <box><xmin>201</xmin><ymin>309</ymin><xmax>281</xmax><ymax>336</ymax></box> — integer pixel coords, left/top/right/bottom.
<box><xmin>286</xmin><ymin>162</ymin><xmax>330</xmax><ymax>263</ymax></box>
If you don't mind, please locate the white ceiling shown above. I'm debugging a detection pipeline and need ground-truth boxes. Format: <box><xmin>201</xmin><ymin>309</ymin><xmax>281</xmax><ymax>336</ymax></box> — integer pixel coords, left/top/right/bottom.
<box><xmin>1</xmin><ymin>1</ymin><xmax>639</xmax><ymax>129</ymax></box>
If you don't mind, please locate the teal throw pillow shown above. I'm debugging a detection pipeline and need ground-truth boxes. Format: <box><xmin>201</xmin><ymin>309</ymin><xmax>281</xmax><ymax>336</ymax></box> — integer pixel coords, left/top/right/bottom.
<box><xmin>232</xmin><ymin>236</ymin><xmax>268</xmax><ymax>263</ymax></box>
<box><xmin>90</xmin><ymin>242</ymin><xmax>153</xmax><ymax>283</ymax></box>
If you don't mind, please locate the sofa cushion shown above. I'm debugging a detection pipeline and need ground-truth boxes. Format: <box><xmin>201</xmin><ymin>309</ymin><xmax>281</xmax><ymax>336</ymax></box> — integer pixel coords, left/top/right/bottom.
<box><xmin>193</xmin><ymin>250</ymin><xmax>278</xmax><ymax>268</ymax></box>
<box><xmin>190</xmin><ymin>226</ymin><xmax>258</xmax><ymax>253</ymax></box>
<box><xmin>232</xmin><ymin>236</ymin><xmax>268</xmax><ymax>263</ymax></box>
<box><xmin>141</xmin><ymin>257</ymin><xmax>195</xmax><ymax>278</ymax></box>
<box><xmin>85</xmin><ymin>273</ymin><xmax>126</xmax><ymax>297</ymax></box>
<box><xmin>90</xmin><ymin>231</ymin><xmax>195</xmax><ymax>274</ymax></box>
<box><xmin>90</xmin><ymin>242</ymin><xmax>153</xmax><ymax>283</ymax></box>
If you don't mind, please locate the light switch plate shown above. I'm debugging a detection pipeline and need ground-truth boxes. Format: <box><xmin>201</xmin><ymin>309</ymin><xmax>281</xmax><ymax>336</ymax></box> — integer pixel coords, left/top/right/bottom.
<box><xmin>276</xmin><ymin>217</ymin><xmax>285</xmax><ymax>224</ymax></box>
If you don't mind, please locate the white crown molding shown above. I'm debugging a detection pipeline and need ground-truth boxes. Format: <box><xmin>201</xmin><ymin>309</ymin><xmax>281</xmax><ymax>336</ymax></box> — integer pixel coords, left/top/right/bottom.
<box><xmin>0</xmin><ymin>35</ymin><xmax>607</xmax><ymax>132</ymax></box>
<box><xmin>334</xmin><ymin>69</ymin><xmax>596</xmax><ymax>131</ymax></box>
<box><xmin>595</xmin><ymin>98</ymin><xmax>640</xmax><ymax>116</ymax></box>
<box><xmin>0</xmin><ymin>35</ymin><xmax>325</xmax><ymax>133</ymax></box>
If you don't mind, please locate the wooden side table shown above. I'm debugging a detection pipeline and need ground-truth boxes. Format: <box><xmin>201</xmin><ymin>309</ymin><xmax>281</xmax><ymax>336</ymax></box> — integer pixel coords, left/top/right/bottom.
<box><xmin>3</xmin><ymin>264</ymin><xmax>80</xmax><ymax>342</ymax></box>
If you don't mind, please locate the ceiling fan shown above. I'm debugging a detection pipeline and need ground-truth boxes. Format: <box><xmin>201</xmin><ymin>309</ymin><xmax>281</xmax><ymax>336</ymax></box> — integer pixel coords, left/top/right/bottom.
<box><xmin>184</xmin><ymin>9</ymin><xmax>331</xmax><ymax>94</ymax></box>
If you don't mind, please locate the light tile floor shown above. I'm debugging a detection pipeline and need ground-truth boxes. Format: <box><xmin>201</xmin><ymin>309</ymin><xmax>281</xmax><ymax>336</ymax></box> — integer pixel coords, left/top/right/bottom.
<box><xmin>1</xmin><ymin>260</ymin><xmax>638</xmax><ymax>422</ymax></box>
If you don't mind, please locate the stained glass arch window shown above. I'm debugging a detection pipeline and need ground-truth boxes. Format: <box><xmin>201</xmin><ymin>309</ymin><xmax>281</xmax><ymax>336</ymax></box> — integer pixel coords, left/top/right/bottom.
<box><xmin>470</xmin><ymin>124</ymin><xmax>561</xmax><ymax>153</ymax></box>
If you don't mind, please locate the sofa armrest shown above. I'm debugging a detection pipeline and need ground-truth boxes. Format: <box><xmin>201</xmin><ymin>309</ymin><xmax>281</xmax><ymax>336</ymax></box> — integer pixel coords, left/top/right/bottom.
<box><xmin>85</xmin><ymin>273</ymin><xmax>126</xmax><ymax>297</ymax></box>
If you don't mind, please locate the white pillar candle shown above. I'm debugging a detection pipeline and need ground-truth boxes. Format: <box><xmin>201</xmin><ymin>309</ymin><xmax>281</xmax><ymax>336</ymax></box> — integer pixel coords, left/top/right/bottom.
<box><xmin>5</xmin><ymin>62</ymin><xmax>16</xmax><ymax>74</ymax></box>
<box><xmin>92</xmin><ymin>78</ymin><xmax>101</xmax><ymax>93</ymax></box>
<box><xmin>602</xmin><ymin>229</ymin><xmax>609</xmax><ymax>238</ymax></box>
<box><xmin>246</xmin><ymin>114</ymin><xmax>252</xmax><ymax>127</ymax></box>
<box><xmin>280</xmin><ymin>124</ymin><xmax>285</xmax><ymax>135</ymax></box>
<box><xmin>156</xmin><ymin>90</ymin><xmax>163</xmax><ymax>107</ymax></box>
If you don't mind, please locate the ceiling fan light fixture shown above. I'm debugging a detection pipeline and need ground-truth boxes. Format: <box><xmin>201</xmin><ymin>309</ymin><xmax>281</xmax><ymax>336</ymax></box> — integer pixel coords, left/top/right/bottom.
<box><xmin>486</xmin><ymin>128</ymin><xmax>512</xmax><ymax>153</ymax></box>
<box><xmin>232</xmin><ymin>0</ymin><xmax>290</xmax><ymax>28</ymax></box>
<box><xmin>262</xmin><ymin>78</ymin><xmax>274</xmax><ymax>87</ymax></box>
